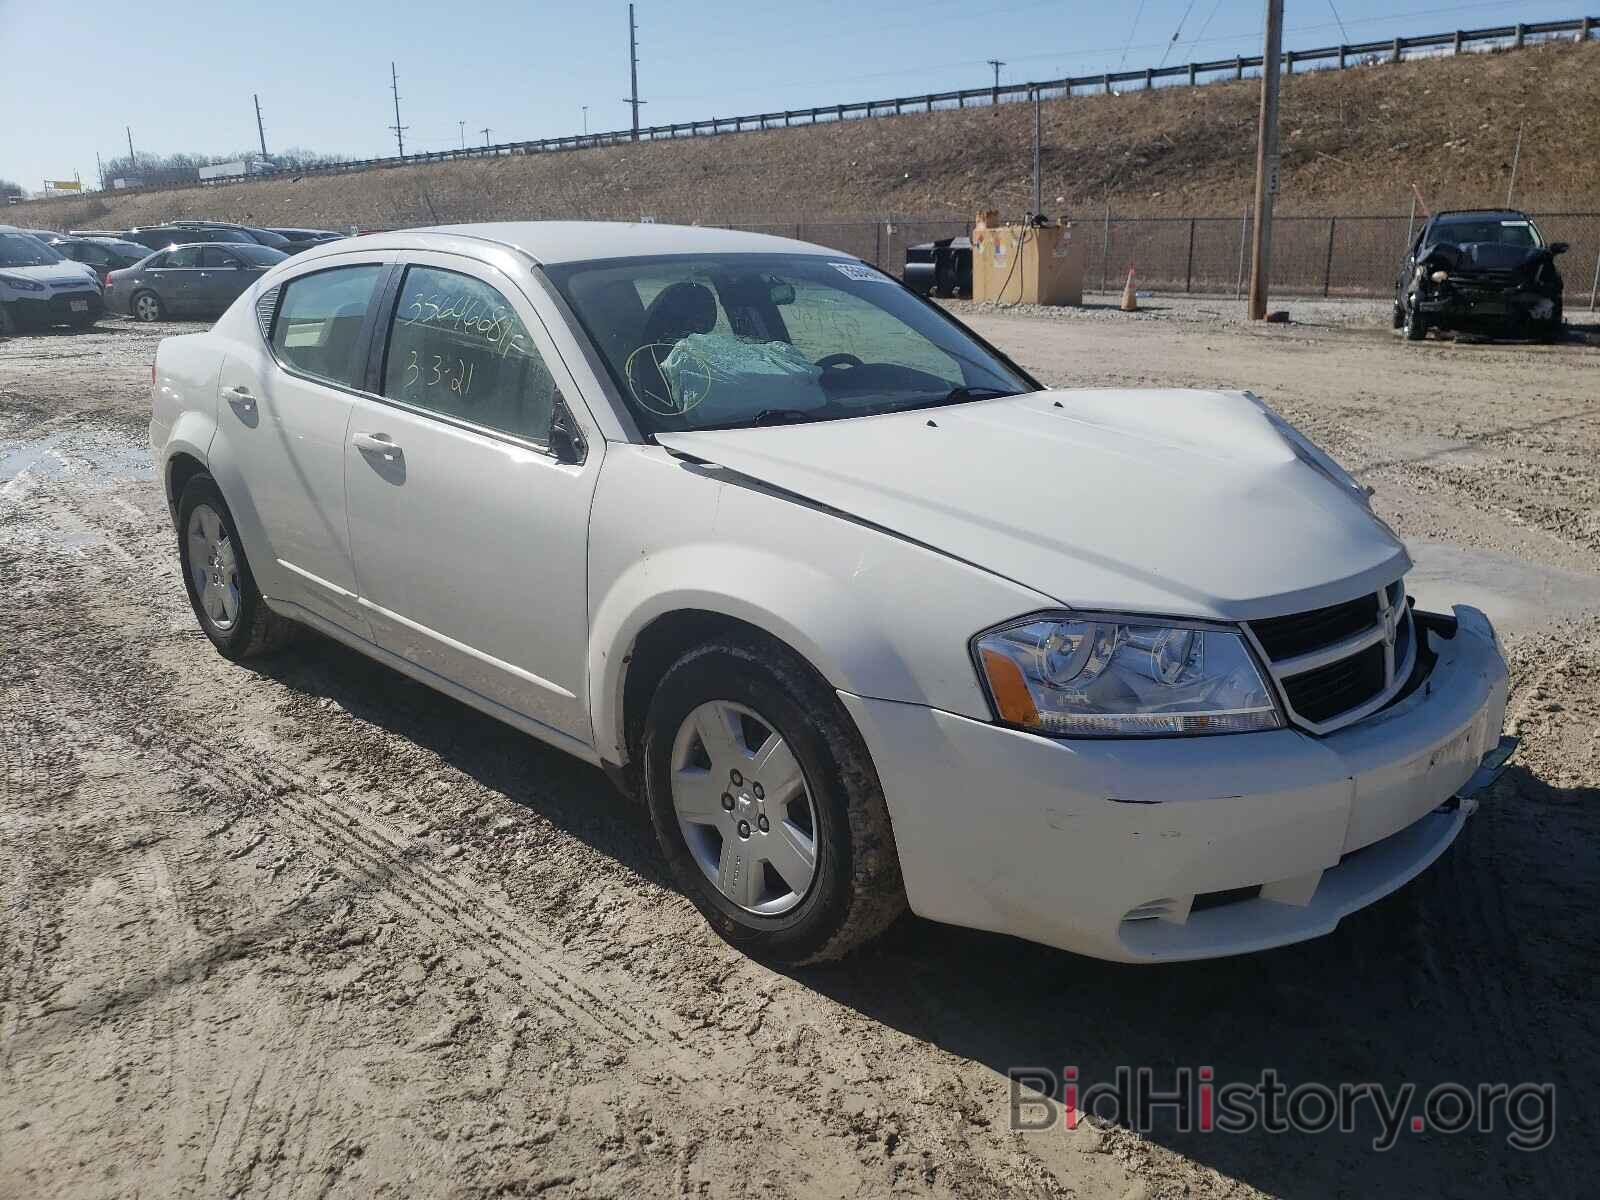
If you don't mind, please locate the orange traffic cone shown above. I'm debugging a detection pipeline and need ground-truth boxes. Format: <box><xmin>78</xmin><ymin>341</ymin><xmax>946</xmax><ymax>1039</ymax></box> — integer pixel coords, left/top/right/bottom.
<box><xmin>1120</xmin><ymin>268</ymin><xmax>1138</xmax><ymax>312</ymax></box>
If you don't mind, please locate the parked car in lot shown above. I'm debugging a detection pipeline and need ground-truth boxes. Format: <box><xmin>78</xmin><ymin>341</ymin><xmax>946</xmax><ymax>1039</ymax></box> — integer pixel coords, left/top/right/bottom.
<box><xmin>108</xmin><ymin>242</ymin><xmax>285</xmax><ymax>321</ymax></box>
<box><xmin>1395</xmin><ymin>209</ymin><xmax>1567</xmax><ymax>341</ymax></box>
<box><xmin>170</xmin><ymin>220</ymin><xmax>294</xmax><ymax>253</ymax></box>
<box><xmin>0</xmin><ymin>226</ymin><xmax>103</xmax><ymax>331</ymax></box>
<box><xmin>149</xmin><ymin>222</ymin><xmax>1514</xmax><ymax>964</ymax></box>
<box><xmin>47</xmin><ymin>235</ymin><xmax>152</xmax><ymax>281</ymax></box>
<box><xmin>268</xmin><ymin>227</ymin><xmax>348</xmax><ymax>252</ymax></box>
<box><xmin>122</xmin><ymin>224</ymin><xmax>255</xmax><ymax>253</ymax></box>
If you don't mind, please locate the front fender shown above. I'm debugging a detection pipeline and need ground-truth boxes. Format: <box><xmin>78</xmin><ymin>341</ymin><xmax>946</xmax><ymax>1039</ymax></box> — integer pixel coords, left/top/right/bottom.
<box><xmin>586</xmin><ymin>446</ymin><xmax>1055</xmax><ymax>764</ymax></box>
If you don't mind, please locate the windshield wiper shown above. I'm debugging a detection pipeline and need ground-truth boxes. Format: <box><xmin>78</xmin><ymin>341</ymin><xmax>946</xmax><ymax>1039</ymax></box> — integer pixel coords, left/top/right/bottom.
<box><xmin>748</xmin><ymin>408</ymin><xmax>826</xmax><ymax>426</ymax></box>
<box><xmin>864</xmin><ymin>385</ymin><xmax>1018</xmax><ymax>416</ymax></box>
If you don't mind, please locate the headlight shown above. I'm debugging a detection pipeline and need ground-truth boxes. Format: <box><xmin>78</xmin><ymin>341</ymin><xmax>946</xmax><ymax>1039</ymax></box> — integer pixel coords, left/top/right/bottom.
<box><xmin>973</xmin><ymin>614</ymin><xmax>1282</xmax><ymax>737</ymax></box>
<box><xmin>1430</xmin><ymin>269</ymin><xmax>1450</xmax><ymax>283</ymax></box>
<box><xmin>0</xmin><ymin>273</ymin><xmax>46</xmax><ymax>292</ymax></box>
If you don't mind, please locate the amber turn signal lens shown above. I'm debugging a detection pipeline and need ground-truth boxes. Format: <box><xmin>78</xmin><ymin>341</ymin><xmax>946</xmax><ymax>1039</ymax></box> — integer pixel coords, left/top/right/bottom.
<box><xmin>980</xmin><ymin>648</ymin><xmax>1040</xmax><ymax>727</ymax></box>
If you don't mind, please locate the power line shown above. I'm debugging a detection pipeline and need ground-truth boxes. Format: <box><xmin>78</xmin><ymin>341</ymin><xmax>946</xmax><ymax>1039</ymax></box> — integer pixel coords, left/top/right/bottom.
<box><xmin>1325</xmin><ymin>0</ymin><xmax>1351</xmax><ymax>43</ymax></box>
<box><xmin>1116</xmin><ymin>0</ymin><xmax>1149</xmax><ymax>71</ymax></box>
<box><xmin>1158</xmin><ymin>0</ymin><xmax>1199</xmax><ymax>69</ymax></box>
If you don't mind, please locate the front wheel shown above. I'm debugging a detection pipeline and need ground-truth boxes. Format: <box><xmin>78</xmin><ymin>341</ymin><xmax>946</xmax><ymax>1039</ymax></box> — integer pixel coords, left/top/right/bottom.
<box><xmin>1403</xmin><ymin>299</ymin><xmax>1427</xmax><ymax>341</ymax></box>
<box><xmin>642</xmin><ymin>633</ymin><xmax>905</xmax><ymax>964</ymax></box>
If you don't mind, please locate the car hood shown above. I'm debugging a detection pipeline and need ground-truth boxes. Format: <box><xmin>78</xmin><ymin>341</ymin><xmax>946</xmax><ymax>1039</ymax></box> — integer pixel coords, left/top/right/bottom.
<box><xmin>1</xmin><ymin>262</ymin><xmax>97</xmax><ymax>287</ymax></box>
<box><xmin>656</xmin><ymin>388</ymin><xmax>1410</xmax><ymax>621</ymax></box>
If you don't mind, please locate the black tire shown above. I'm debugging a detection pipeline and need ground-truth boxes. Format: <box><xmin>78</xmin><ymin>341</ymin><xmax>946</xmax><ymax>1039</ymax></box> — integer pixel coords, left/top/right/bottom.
<box><xmin>176</xmin><ymin>474</ymin><xmax>297</xmax><ymax>660</ymax></box>
<box><xmin>1403</xmin><ymin>299</ymin><xmax>1427</xmax><ymax>341</ymax></box>
<box><xmin>641</xmin><ymin>632</ymin><xmax>906</xmax><ymax>964</ymax></box>
<box><xmin>1391</xmin><ymin>302</ymin><xmax>1405</xmax><ymax>330</ymax></box>
<box><xmin>131</xmin><ymin>290</ymin><xmax>164</xmax><ymax>322</ymax></box>
<box><xmin>1537</xmin><ymin>299</ymin><xmax>1563</xmax><ymax>343</ymax></box>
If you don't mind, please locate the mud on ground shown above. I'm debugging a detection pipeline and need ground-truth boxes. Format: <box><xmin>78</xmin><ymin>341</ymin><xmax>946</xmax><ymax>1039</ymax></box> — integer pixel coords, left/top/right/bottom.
<box><xmin>1</xmin><ymin>308</ymin><xmax>1596</xmax><ymax>1198</ymax></box>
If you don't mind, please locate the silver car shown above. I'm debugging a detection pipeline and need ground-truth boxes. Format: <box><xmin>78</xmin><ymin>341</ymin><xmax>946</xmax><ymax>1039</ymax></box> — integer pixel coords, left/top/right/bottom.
<box><xmin>106</xmin><ymin>242</ymin><xmax>287</xmax><ymax>321</ymax></box>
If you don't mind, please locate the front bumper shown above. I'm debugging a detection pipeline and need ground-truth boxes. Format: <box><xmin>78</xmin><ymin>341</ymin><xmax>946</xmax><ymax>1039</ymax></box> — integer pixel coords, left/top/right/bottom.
<box><xmin>841</xmin><ymin>605</ymin><xmax>1510</xmax><ymax>962</ymax></box>
<box><xmin>1417</xmin><ymin>283</ymin><xmax>1557</xmax><ymax>326</ymax></box>
<box><xmin>3</xmin><ymin>289</ymin><xmax>103</xmax><ymax>327</ymax></box>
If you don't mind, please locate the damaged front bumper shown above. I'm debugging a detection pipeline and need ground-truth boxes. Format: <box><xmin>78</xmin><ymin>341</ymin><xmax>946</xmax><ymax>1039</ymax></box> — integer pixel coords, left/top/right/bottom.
<box><xmin>840</xmin><ymin>605</ymin><xmax>1511</xmax><ymax>963</ymax></box>
<box><xmin>1416</xmin><ymin>281</ymin><xmax>1558</xmax><ymax>327</ymax></box>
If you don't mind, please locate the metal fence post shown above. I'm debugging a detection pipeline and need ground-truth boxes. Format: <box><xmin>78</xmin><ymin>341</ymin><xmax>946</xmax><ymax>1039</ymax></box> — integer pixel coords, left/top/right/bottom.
<box><xmin>1235</xmin><ymin>207</ymin><xmax>1249</xmax><ymax>298</ymax></box>
<box><xmin>1185</xmin><ymin>218</ymin><xmax>1196</xmax><ymax>293</ymax></box>
<box><xmin>1322</xmin><ymin>217</ymin><xmax>1337</xmax><ymax>296</ymax></box>
<box><xmin>1590</xmin><ymin>250</ymin><xmax>1599</xmax><ymax>311</ymax></box>
<box><xmin>1101</xmin><ymin>204</ymin><xmax>1111</xmax><ymax>292</ymax></box>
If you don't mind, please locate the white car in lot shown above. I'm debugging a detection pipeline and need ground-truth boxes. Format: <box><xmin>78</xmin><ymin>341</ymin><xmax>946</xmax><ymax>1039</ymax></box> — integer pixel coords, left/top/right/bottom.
<box><xmin>149</xmin><ymin>222</ymin><xmax>1514</xmax><ymax>963</ymax></box>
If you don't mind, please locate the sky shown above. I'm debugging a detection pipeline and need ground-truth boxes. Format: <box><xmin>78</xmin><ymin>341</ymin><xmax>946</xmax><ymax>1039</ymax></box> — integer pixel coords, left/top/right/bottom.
<box><xmin>0</xmin><ymin>0</ymin><xmax>1586</xmax><ymax>193</ymax></box>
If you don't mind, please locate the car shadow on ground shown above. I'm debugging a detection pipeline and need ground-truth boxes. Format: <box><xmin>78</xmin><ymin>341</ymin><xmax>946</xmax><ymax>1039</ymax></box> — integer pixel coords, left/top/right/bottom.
<box><xmin>247</xmin><ymin>634</ymin><xmax>1595</xmax><ymax>1197</ymax></box>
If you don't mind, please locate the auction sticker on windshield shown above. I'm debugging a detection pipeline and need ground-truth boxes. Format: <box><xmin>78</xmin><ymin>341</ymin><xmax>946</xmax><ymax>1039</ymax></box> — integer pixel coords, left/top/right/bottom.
<box><xmin>828</xmin><ymin>261</ymin><xmax>890</xmax><ymax>282</ymax></box>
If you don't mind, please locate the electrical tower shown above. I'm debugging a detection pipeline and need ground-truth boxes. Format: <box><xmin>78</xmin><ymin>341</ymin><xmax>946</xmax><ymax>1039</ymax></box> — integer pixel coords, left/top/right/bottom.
<box><xmin>389</xmin><ymin>62</ymin><xmax>409</xmax><ymax>157</ymax></box>
<box><xmin>254</xmin><ymin>94</ymin><xmax>269</xmax><ymax>159</ymax></box>
<box><xmin>624</xmin><ymin>4</ymin><xmax>646</xmax><ymax>141</ymax></box>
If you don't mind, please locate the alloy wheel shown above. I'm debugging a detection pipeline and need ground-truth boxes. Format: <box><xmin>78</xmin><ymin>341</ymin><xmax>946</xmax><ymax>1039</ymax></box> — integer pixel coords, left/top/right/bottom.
<box><xmin>135</xmin><ymin>293</ymin><xmax>160</xmax><ymax>321</ymax></box>
<box><xmin>186</xmin><ymin>503</ymin><xmax>240</xmax><ymax>631</ymax></box>
<box><xmin>669</xmin><ymin>700</ymin><xmax>820</xmax><ymax>915</ymax></box>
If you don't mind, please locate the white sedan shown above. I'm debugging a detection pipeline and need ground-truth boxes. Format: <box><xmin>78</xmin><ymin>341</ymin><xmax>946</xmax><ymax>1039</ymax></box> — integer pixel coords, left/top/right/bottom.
<box><xmin>149</xmin><ymin>222</ymin><xmax>1513</xmax><ymax>963</ymax></box>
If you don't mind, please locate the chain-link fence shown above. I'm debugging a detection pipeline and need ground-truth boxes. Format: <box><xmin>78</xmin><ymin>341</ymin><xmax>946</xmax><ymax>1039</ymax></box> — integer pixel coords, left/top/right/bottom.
<box><xmin>716</xmin><ymin>212</ymin><xmax>1600</xmax><ymax>305</ymax></box>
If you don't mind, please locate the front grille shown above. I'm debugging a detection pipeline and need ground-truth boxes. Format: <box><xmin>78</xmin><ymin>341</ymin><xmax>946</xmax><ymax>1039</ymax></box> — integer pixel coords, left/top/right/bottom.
<box><xmin>1249</xmin><ymin>594</ymin><xmax>1379</xmax><ymax>659</ymax></box>
<box><xmin>1281</xmin><ymin>642</ymin><xmax>1387</xmax><ymax>724</ymax></box>
<box><xmin>1247</xmin><ymin>578</ymin><xmax>1412</xmax><ymax>733</ymax></box>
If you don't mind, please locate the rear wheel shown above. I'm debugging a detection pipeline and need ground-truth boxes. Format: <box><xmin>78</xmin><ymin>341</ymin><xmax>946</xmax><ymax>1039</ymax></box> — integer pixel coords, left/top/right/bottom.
<box><xmin>642</xmin><ymin>632</ymin><xmax>905</xmax><ymax>964</ymax></box>
<box><xmin>176</xmin><ymin>474</ymin><xmax>297</xmax><ymax>660</ymax></box>
<box><xmin>132</xmin><ymin>290</ymin><xmax>164</xmax><ymax>322</ymax></box>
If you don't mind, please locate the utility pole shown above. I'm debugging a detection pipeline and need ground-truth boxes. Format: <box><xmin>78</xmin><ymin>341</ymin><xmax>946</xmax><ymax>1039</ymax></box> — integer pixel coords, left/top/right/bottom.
<box><xmin>582</xmin><ymin>105</ymin><xmax>589</xmax><ymax>134</ymax></box>
<box><xmin>126</xmin><ymin>126</ymin><xmax>137</xmax><ymax>165</ymax></box>
<box><xmin>96</xmin><ymin>152</ymin><xmax>105</xmax><ymax>191</ymax></box>
<box><xmin>481</xmin><ymin>126</ymin><xmax>493</xmax><ymax>148</ymax></box>
<box><xmin>625</xmin><ymin>3</ymin><xmax>644</xmax><ymax>141</ymax></box>
<box><xmin>459</xmin><ymin>120</ymin><xmax>466</xmax><ymax>150</ymax></box>
<box><xmin>389</xmin><ymin>62</ymin><xmax>408</xmax><ymax>157</ymax></box>
<box><xmin>254</xmin><ymin>93</ymin><xmax>269</xmax><ymax>160</ymax></box>
<box><xmin>1505</xmin><ymin>121</ymin><xmax>1523</xmax><ymax>207</ymax></box>
<box><xmin>1247</xmin><ymin>0</ymin><xmax>1284</xmax><ymax>320</ymax></box>
<box><xmin>988</xmin><ymin>58</ymin><xmax>1005</xmax><ymax>105</ymax></box>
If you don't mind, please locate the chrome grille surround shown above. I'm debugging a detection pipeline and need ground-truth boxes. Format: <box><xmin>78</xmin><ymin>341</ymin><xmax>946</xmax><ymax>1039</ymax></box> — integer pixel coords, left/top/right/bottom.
<box><xmin>1242</xmin><ymin>579</ymin><xmax>1415</xmax><ymax>735</ymax></box>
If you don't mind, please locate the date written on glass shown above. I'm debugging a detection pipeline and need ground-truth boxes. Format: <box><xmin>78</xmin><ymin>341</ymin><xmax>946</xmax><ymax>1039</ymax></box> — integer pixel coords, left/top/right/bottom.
<box><xmin>401</xmin><ymin>350</ymin><xmax>475</xmax><ymax>397</ymax></box>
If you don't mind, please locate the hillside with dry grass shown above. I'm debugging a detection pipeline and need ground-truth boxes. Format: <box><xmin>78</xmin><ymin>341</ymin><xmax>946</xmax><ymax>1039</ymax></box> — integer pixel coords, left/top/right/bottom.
<box><xmin>13</xmin><ymin>38</ymin><xmax>1599</xmax><ymax>233</ymax></box>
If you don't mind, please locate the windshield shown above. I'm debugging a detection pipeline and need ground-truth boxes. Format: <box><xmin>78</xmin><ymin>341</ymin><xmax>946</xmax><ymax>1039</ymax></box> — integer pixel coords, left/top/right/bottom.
<box><xmin>231</xmin><ymin>244</ymin><xmax>288</xmax><ymax>265</ymax></box>
<box><xmin>1434</xmin><ymin>217</ymin><xmax>1543</xmax><ymax>249</ymax></box>
<box><xmin>545</xmin><ymin>253</ymin><xmax>1033</xmax><ymax>433</ymax></box>
<box><xmin>0</xmin><ymin>232</ymin><xmax>64</xmax><ymax>267</ymax></box>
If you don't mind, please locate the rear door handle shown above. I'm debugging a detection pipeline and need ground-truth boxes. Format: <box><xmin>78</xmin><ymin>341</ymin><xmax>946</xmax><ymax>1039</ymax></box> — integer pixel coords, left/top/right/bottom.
<box><xmin>353</xmin><ymin>431</ymin><xmax>401</xmax><ymax>461</ymax></box>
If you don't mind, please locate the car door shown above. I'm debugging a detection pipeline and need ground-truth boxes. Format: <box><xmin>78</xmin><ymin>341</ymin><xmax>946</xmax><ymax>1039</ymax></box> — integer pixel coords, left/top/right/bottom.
<box><xmin>343</xmin><ymin>253</ymin><xmax>603</xmax><ymax>745</ymax></box>
<box><xmin>152</xmin><ymin>245</ymin><xmax>205</xmax><ymax>314</ymax></box>
<box><xmin>211</xmin><ymin>255</ymin><xmax>392</xmax><ymax>636</ymax></box>
<box><xmin>199</xmin><ymin>247</ymin><xmax>253</xmax><ymax>313</ymax></box>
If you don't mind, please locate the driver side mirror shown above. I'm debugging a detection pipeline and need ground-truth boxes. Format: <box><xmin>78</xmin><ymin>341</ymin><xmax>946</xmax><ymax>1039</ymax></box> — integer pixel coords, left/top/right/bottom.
<box><xmin>548</xmin><ymin>390</ymin><xmax>587</xmax><ymax>465</ymax></box>
<box><xmin>1549</xmin><ymin>241</ymin><xmax>1569</xmax><ymax>255</ymax></box>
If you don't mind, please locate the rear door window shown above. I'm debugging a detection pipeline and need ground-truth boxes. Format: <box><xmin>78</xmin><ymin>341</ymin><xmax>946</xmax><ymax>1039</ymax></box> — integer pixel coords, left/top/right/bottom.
<box><xmin>379</xmin><ymin>265</ymin><xmax>556</xmax><ymax>446</ymax></box>
<box><xmin>164</xmin><ymin>247</ymin><xmax>203</xmax><ymax>268</ymax></box>
<box><xmin>270</xmin><ymin>265</ymin><xmax>384</xmax><ymax>388</ymax></box>
<box><xmin>200</xmin><ymin>247</ymin><xmax>239</xmax><ymax>268</ymax></box>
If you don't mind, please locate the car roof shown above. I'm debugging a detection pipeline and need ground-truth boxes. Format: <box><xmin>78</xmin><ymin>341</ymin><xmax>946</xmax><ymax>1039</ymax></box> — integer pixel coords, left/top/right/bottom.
<box><xmin>298</xmin><ymin>221</ymin><xmax>843</xmax><ymax>267</ymax></box>
<box><xmin>1431</xmin><ymin>209</ymin><xmax>1532</xmax><ymax>222</ymax></box>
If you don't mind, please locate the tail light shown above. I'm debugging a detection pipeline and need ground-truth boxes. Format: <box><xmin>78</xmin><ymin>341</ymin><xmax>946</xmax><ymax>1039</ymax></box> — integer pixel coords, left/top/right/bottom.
<box><xmin>103</xmin><ymin>272</ymin><xmax>113</xmax><ymax>287</ymax></box>
<box><xmin>151</xmin><ymin>363</ymin><xmax>157</xmax><ymax>396</ymax></box>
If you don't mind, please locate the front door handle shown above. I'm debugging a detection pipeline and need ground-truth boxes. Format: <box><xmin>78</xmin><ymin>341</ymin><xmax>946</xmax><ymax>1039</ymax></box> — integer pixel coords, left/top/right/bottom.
<box><xmin>224</xmin><ymin>385</ymin><xmax>255</xmax><ymax>414</ymax></box>
<box><xmin>353</xmin><ymin>431</ymin><xmax>401</xmax><ymax>461</ymax></box>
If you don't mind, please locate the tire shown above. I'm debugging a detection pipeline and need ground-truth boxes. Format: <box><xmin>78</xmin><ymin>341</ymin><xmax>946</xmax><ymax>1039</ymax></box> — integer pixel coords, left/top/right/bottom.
<box><xmin>641</xmin><ymin>632</ymin><xmax>906</xmax><ymax>964</ymax></box>
<box><xmin>175</xmin><ymin>474</ymin><xmax>297</xmax><ymax>660</ymax></box>
<box><xmin>1537</xmin><ymin>299</ymin><xmax>1563</xmax><ymax>344</ymax></box>
<box><xmin>1391</xmin><ymin>302</ymin><xmax>1405</xmax><ymax>330</ymax></box>
<box><xmin>1403</xmin><ymin>299</ymin><xmax>1427</xmax><ymax>341</ymax></box>
<box><xmin>132</xmin><ymin>290</ymin><xmax>164</xmax><ymax>322</ymax></box>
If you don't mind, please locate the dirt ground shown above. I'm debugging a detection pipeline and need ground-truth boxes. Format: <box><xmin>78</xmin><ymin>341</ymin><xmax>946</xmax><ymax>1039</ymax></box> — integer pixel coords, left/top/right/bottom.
<box><xmin>1</xmin><ymin>299</ymin><xmax>1596</xmax><ymax>1199</ymax></box>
